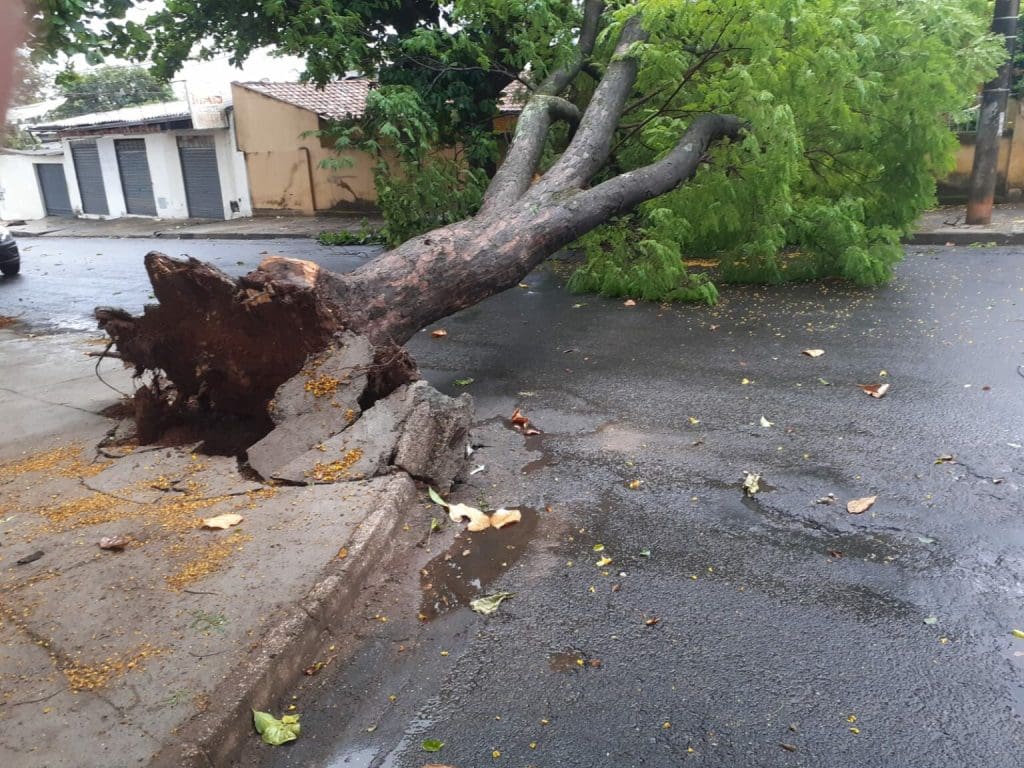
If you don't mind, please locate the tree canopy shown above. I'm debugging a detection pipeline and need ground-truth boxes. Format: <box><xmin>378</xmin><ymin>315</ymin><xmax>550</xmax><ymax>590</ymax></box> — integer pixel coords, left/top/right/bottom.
<box><xmin>33</xmin><ymin>0</ymin><xmax>1002</xmax><ymax>298</ymax></box>
<box><xmin>48</xmin><ymin>66</ymin><xmax>175</xmax><ymax>119</ymax></box>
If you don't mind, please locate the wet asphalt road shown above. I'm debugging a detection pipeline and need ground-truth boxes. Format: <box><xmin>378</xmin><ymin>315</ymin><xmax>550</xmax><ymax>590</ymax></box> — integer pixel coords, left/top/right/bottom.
<box><xmin>3</xmin><ymin>239</ymin><xmax>1024</xmax><ymax>766</ymax></box>
<box><xmin>0</xmin><ymin>237</ymin><xmax>377</xmax><ymax>332</ymax></box>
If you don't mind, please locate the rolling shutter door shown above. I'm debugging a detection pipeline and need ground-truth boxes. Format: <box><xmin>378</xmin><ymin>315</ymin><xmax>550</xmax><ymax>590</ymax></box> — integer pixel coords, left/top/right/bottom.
<box><xmin>35</xmin><ymin>164</ymin><xmax>72</xmax><ymax>217</ymax></box>
<box><xmin>70</xmin><ymin>140</ymin><xmax>109</xmax><ymax>215</ymax></box>
<box><xmin>115</xmin><ymin>139</ymin><xmax>157</xmax><ymax>216</ymax></box>
<box><xmin>177</xmin><ymin>135</ymin><xmax>224</xmax><ymax>219</ymax></box>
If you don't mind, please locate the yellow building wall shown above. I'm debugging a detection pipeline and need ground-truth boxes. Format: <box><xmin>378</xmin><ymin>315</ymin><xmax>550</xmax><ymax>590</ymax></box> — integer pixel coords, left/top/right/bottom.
<box><xmin>947</xmin><ymin>98</ymin><xmax>1024</xmax><ymax>197</ymax></box>
<box><xmin>231</xmin><ymin>84</ymin><xmax>382</xmax><ymax>213</ymax></box>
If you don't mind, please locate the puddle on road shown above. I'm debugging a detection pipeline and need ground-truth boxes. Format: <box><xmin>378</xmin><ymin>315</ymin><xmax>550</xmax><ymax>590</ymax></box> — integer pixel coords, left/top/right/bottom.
<box><xmin>548</xmin><ymin>648</ymin><xmax>601</xmax><ymax>673</ymax></box>
<box><xmin>419</xmin><ymin>507</ymin><xmax>538</xmax><ymax>620</ymax></box>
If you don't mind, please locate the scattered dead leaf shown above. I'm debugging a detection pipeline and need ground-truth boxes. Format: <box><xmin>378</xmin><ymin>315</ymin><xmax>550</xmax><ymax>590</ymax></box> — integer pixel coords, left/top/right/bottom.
<box><xmin>490</xmin><ymin>508</ymin><xmax>522</xmax><ymax>529</ymax></box>
<box><xmin>510</xmin><ymin>408</ymin><xmax>530</xmax><ymax>426</ymax></box>
<box><xmin>99</xmin><ymin>535</ymin><xmax>130</xmax><ymax>551</ymax></box>
<box><xmin>826</xmin><ymin>549</ymin><xmax>844</xmax><ymax>559</ymax></box>
<box><xmin>16</xmin><ymin>550</ymin><xmax>44</xmax><ymax>565</ymax></box>
<box><xmin>524</xmin><ymin>427</ymin><xmax>542</xmax><ymax>436</ymax></box>
<box><xmin>780</xmin><ymin>743</ymin><xmax>798</xmax><ymax>752</ymax></box>
<box><xmin>801</xmin><ymin>349</ymin><xmax>825</xmax><ymax>358</ymax></box>
<box><xmin>644</xmin><ymin>616</ymin><xmax>660</xmax><ymax>626</ymax></box>
<box><xmin>448</xmin><ymin>502</ymin><xmax>491</xmax><ymax>532</ymax></box>
<box><xmin>934</xmin><ymin>454</ymin><xmax>956</xmax><ymax>465</ymax></box>
<box><xmin>846</xmin><ymin>496</ymin><xmax>877</xmax><ymax>515</ymax></box>
<box><xmin>627</xmin><ymin>479</ymin><xmax>642</xmax><ymax>490</ymax></box>
<box><xmin>201</xmin><ymin>513</ymin><xmax>244</xmax><ymax>530</ymax></box>
<box><xmin>623</xmin><ymin>299</ymin><xmax>636</xmax><ymax>307</ymax></box>
<box><xmin>742</xmin><ymin>472</ymin><xmax>761</xmax><ymax>496</ymax></box>
<box><xmin>858</xmin><ymin>383</ymin><xmax>889</xmax><ymax>398</ymax></box>
<box><xmin>337</xmin><ymin>547</ymin><xmax>349</xmax><ymax>559</ymax></box>
<box><xmin>430</xmin><ymin>329</ymin><xmax>448</xmax><ymax>338</ymax></box>
<box><xmin>815</xmin><ymin>493</ymin><xmax>836</xmax><ymax>505</ymax></box>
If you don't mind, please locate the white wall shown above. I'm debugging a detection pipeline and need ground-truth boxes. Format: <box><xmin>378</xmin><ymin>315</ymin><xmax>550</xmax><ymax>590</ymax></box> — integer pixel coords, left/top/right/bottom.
<box><xmin>0</xmin><ymin>153</ymin><xmax>64</xmax><ymax>221</ymax></box>
<box><xmin>145</xmin><ymin>133</ymin><xmax>189</xmax><ymax>218</ymax></box>
<box><xmin>60</xmin><ymin>126</ymin><xmax>252</xmax><ymax>221</ymax></box>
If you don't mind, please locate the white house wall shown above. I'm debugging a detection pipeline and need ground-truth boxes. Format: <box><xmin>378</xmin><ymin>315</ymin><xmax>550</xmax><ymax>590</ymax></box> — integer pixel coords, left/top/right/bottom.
<box><xmin>0</xmin><ymin>153</ymin><xmax>64</xmax><ymax>221</ymax></box>
<box><xmin>59</xmin><ymin>126</ymin><xmax>252</xmax><ymax>221</ymax></box>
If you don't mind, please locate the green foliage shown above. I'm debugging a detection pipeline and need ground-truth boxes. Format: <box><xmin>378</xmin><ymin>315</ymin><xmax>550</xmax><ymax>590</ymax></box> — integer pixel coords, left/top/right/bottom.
<box><xmin>48</xmin><ymin>66</ymin><xmax>174</xmax><ymax>119</ymax></box>
<box><xmin>318</xmin><ymin>85</ymin><xmax>488</xmax><ymax>246</ymax></box>
<box><xmin>35</xmin><ymin>0</ymin><xmax>1003</xmax><ymax>300</ymax></box>
<box><xmin>567</xmin><ymin>213</ymin><xmax>718</xmax><ymax>305</ymax></box>
<box><xmin>317</xmin><ymin>220</ymin><xmax>385</xmax><ymax>246</ymax></box>
<box><xmin>570</xmin><ymin>0</ymin><xmax>1002</xmax><ymax>300</ymax></box>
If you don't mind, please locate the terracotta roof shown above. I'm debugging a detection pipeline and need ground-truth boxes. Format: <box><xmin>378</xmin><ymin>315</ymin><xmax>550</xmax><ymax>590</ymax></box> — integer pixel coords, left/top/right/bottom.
<box><xmin>235</xmin><ymin>79</ymin><xmax>374</xmax><ymax>120</ymax></box>
<box><xmin>498</xmin><ymin>81</ymin><xmax>529</xmax><ymax>113</ymax></box>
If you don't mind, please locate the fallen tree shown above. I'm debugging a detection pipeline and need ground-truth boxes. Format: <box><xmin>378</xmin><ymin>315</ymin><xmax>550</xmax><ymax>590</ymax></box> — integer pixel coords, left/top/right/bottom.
<box><xmin>97</xmin><ymin>4</ymin><xmax>740</xmax><ymax>449</ymax></box>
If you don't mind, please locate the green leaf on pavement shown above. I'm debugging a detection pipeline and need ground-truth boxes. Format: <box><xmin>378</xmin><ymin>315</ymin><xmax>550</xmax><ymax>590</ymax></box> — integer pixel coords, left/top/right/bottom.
<box><xmin>430</xmin><ymin>517</ymin><xmax>442</xmax><ymax>532</ymax></box>
<box><xmin>454</xmin><ymin>377</ymin><xmax>474</xmax><ymax>386</ymax></box>
<box><xmin>469</xmin><ymin>591</ymin><xmax>515</xmax><ymax>616</ymax></box>
<box><xmin>422</xmin><ymin>738</ymin><xmax>444</xmax><ymax>752</ymax></box>
<box><xmin>1012</xmin><ymin>629</ymin><xmax>1024</xmax><ymax>639</ymax></box>
<box><xmin>639</xmin><ymin>548</ymin><xmax>652</xmax><ymax>558</ymax></box>
<box><xmin>428</xmin><ymin>487</ymin><xmax>449</xmax><ymax>509</ymax></box>
<box><xmin>252</xmin><ymin>709</ymin><xmax>301</xmax><ymax>746</ymax></box>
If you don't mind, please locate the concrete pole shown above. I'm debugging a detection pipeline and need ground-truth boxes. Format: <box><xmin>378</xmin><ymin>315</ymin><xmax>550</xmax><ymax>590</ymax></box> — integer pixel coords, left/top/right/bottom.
<box><xmin>967</xmin><ymin>0</ymin><xmax>1020</xmax><ymax>225</ymax></box>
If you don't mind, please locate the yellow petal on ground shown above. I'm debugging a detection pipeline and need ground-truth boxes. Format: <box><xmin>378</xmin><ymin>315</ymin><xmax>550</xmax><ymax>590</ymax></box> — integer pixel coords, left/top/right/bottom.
<box><xmin>489</xmin><ymin>508</ymin><xmax>522</xmax><ymax>529</ymax></box>
<box><xmin>201</xmin><ymin>513</ymin><xmax>244</xmax><ymax>529</ymax></box>
<box><xmin>595</xmin><ymin>556</ymin><xmax>613</xmax><ymax>567</ymax></box>
<box><xmin>846</xmin><ymin>496</ymin><xmax>877</xmax><ymax>515</ymax></box>
<box><xmin>448</xmin><ymin>502</ymin><xmax>491</xmax><ymax>531</ymax></box>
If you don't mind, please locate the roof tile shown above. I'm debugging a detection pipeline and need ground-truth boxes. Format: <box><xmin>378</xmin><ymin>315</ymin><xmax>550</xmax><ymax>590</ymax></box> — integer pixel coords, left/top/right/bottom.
<box><xmin>235</xmin><ymin>79</ymin><xmax>374</xmax><ymax>120</ymax></box>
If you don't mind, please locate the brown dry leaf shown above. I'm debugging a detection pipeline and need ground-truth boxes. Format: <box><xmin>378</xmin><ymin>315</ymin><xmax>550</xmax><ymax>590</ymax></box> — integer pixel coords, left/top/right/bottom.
<box><xmin>510</xmin><ymin>407</ymin><xmax>530</xmax><ymax>426</ymax></box>
<box><xmin>623</xmin><ymin>299</ymin><xmax>637</xmax><ymax>307</ymax></box>
<box><xmin>645</xmin><ymin>616</ymin><xmax>660</xmax><ymax>626</ymax></box>
<box><xmin>858</xmin><ymin>383</ymin><xmax>889</xmax><ymax>398</ymax></box>
<box><xmin>524</xmin><ymin>427</ymin><xmax>542</xmax><ymax>436</ymax></box>
<box><xmin>337</xmin><ymin>547</ymin><xmax>349</xmax><ymax>559</ymax></box>
<box><xmin>430</xmin><ymin>329</ymin><xmax>448</xmax><ymax>338</ymax></box>
<box><xmin>201</xmin><ymin>513</ymin><xmax>244</xmax><ymax>529</ymax></box>
<box><xmin>826</xmin><ymin>549</ymin><xmax>844</xmax><ymax>559</ymax></box>
<box><xmin>490</xmin><ymin>508</ymin><xmax>522</xmax><ymax>529</ymax></box>
<box><xmin>846</xmin><ymin>496</ymin><xmax>877</xmax><ymax>515</ymax></box>
<box><xmin>448</xmin><ymin>502</ymin><xmax>491</xmax><ymax>532</ymax></box>
<box><xmin>802</xmin><ymin>349</ymin><xmax>825</xmax><ymax>358</ymax></box>
<box><xmin>627</xmin><ymin>479</ymin><xmax>642</xmax><ymax>490</ymax></box>
<box><xmin>98</xmin><ymin>535</ymin><xmax>130</xmax><ymax>551</ymax></box>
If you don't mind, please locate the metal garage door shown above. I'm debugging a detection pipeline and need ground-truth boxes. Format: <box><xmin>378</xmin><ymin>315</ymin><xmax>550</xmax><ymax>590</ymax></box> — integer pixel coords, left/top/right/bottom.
<box><xmin>70</xmin><ymin>140</ymin><xmax>109</xmax><ymax>215</ymax></box>
<box><xmin>115</xmin><ymin>139</ymin><xmax>156</xmax><ymax>216</ymax></box>
<box><xmin>35</xmin><ymin>164</ymin><xmax>72</xmax><ymax>217</ymax></box>
<box><xmin>177</xmin><ymin>135</ymin><xmax>224</xmax><ymax>219</ymax></box>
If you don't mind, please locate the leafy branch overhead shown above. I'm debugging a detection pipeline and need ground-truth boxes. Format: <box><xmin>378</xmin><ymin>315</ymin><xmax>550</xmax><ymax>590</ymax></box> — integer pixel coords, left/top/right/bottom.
<box><xmin>34</xmin><ymin>1</ymin><xmax>1001</xmax><ymax>301</ymax></box>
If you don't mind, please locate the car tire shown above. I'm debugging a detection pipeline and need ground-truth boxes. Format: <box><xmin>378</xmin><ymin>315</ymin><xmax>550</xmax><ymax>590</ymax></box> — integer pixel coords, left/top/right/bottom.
<box><xmin>1</xmin><ymin>262</ymin><xmax>19</xmax><ymax>276</ymax></box>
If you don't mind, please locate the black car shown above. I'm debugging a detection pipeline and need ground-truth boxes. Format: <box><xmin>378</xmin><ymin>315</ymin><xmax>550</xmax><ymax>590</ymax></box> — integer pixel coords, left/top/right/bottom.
<box><xmin>0</xmin><ymin>226</ymin><xmax>19</xmax><ymax>276</ymax></box>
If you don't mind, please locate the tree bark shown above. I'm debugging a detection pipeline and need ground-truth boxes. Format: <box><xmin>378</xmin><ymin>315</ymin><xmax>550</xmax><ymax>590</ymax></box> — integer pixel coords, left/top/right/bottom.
<box><xmin>97</xmin><ymin>6</ymin><xmax>741</xmax><ymax>447</ymax></box>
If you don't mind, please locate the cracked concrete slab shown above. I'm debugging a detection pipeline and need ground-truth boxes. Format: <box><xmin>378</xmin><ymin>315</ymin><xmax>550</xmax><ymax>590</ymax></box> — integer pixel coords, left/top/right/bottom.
<box><xmin>1</xmin><ymin>329</ymin><xmax>422</xmax><ymax>768</ymax></box>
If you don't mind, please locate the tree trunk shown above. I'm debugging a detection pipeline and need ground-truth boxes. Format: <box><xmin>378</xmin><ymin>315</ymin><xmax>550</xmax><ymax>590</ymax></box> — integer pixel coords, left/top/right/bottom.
<box><xmin>97</xmin><ymin>4</ymin><xmax>741</xmax><ymax>449</ymax></box>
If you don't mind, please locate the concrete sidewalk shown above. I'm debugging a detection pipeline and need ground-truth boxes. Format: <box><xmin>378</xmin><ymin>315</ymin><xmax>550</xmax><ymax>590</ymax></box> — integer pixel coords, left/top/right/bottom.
<box><xmin>906</xmin><ymin>203</ymin><xmax>1024</xmax><ymax>245</ymax></box>
<box><xmin>6</xmin><ymin>202</ymin><xmax>1024</xmax><ymax>245</ymax></box>
<box><xmin>2</xmin><ymin>213</ymin><xmax>383</xmax><ymax>241</ymax></box>
<box><xmin>0</xmin><ymin>329</ymin><xmax>420</xmax><ymax>768</ymax></box>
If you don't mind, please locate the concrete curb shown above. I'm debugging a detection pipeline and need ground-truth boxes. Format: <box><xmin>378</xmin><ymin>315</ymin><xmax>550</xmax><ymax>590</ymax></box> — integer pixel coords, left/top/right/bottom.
<box><xmin>149</xmin><ymin>474</ymin><xmax>417</xmax><ymax>768</ymax></box>
<box><xmin>9</xmin><ymin>229</ymin><xmax>323</xmax><ymax>240</ymax></box>
<box><xmin>903</xmin><ymin>232</ymin><xmax>1024</xmax><ymax>246</ymax></box>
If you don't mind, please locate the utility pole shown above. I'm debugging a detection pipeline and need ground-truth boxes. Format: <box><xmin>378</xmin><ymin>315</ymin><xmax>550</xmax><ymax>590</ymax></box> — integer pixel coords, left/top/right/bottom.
<box><xmin>967</xmin><ymin>0</ymin><xmax>1020</xmax><ymax>225</ymax></box>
